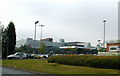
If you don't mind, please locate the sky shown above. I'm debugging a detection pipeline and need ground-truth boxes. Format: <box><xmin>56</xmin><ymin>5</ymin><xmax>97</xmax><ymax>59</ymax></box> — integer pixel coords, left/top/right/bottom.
<box><xmin>0</xmin><ymin>0</ymin><xmax>119</xmax><ymax>46</ymax></box>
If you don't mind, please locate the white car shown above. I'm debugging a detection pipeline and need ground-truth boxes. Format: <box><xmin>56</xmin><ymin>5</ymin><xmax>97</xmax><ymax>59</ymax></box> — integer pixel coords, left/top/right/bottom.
<box><xmin>41</xmin><ymin>54</ymin><xmax>49</xmax><ymax>59</ymax></box>
<box><xmin>7</xmin><ymin>52</ymin><xmax>27</xmax><ymax>59</ymax></box>
<box><xmin>36</xmin><ymin>54</ymin><xmax>49</xmax><ymax>59</ymax></box>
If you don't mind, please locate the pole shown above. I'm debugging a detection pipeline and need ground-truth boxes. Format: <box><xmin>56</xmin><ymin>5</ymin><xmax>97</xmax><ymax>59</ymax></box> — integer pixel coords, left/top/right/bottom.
<box><xmin>34</xmin><ymin>21</ymin><xmax>39</xmax><ymax>59</ymax></box>
<box><xmin>6</xmin><ymin>37</ymin><xmax>9</xmax><ymax>58</ymax></box>
<box><xmin>104</xmin><ymin>22</ymin><xmax>105</xmax><ymax>49</ymax></box>
<box><xmin>40</xmin><ymin>25</ymin><xmax>45</xmax><ymax>40</ymax></box>
<box><xmin>103</xmin><ymin>20</ymin><xmax>106</xmax><ymax>52</ymax></box>
<box><xmin>41</xmin><ymin>25</ymin><xmax>42</xmax><ymax>40</ymax></box>
<box><xmin>33</xmin><ymin>24</ymin><xmax>36</xmax><ymax>59</ymax></box>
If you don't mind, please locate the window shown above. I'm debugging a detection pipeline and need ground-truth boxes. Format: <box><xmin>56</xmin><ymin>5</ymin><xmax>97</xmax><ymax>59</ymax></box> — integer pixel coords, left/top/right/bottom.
<box><xmin>118</xmin><ymin>45</ymin><xmax>120</xmax><ymax>51</ymax></box>
<box><xmin>110</xmin><ymin>47</ymin><xmax>117</xmax><ymax>50</ymax></box>
<box><xmin>118</xmin><ymin>45</ymin><xmax>120</xmax><ymax>48</ymax></box>
<box><xmin>109</xmin><ymin>46</ymin><xmax>118</xmax><ymax>51</ymax></box>
<box><xmin>16</xmin><ymin>54</ymin><xmax>20</xmax><ymax>55</ymax></box>
<box><xmin>76</xmin><ymin>45</ymin><xmax>84</xmax><ymax>47</ymax></box>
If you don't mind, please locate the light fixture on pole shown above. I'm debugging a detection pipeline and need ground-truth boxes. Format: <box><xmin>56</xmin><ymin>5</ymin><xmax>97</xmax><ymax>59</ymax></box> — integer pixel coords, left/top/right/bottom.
<box><xmin>33</xmin><ymin>21</ymin><xmax>39</xmax><ymax>59</ymax></box>
<box><xmin>103</xmin><ymin>19</ymin><xmax>106</xmax><ymax>51</ymax></box>
<box><xmin>39</xmin><ymin>25</ymin><xmax>45</xmax><ymax>41</ymax></box>
<box><xmin>6</xmin><ymin>37</ymin><xmax>9</xmax><ymax>58</ymax></box>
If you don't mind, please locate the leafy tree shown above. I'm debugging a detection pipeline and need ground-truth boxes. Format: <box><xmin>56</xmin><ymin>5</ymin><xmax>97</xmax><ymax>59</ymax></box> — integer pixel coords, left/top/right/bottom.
<box><xmin>2</xmin><ymin>22</ymin><xmax>16</xmax><ymax>59</ymax></box>
<box><xmin>99</xmin><ymin>48</ymin><xmax>106</xmax><ymax>52</ymax></box>
<box><xmin>14</xmin><ymin>45</ymin><xmax>27</xmax><ymax>53</ymax></box>
<box><xmin>116</xmin><ymin>40</ymin><xmax>120</xmax><ymax>42</ymax></box>
<box><xmin>7</xmin><ymin>22</ymin><xmax>16</xmax><ymax>55</ymax></box>
<box><xmin>39</xmin><ymin>40</ymin><xmax>47</xmax><ymax>54</ymax></box>
<box><xmin>2</xmin><ymin>28</ymin><xmax>8</xmax><ymax>59</ymax></box>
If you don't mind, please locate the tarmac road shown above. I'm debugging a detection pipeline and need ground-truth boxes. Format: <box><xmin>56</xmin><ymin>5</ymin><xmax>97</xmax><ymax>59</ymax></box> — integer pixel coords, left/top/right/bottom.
<box><xmin>1</xmin><ymin>67</ymin><xmax>63</xmax><ymax>76</ymax></box>
<box><xmin>2</xmin><ymin>67</ymin><xmax>33</xmax><ymax>74</ymax></box>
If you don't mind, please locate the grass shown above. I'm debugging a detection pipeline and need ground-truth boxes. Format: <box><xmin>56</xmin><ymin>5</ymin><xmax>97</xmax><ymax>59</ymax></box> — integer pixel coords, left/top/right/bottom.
<box><xmin>2</xmin><ymin>59</ymin><xmax>120</xmax><ymax>74</ymax></box>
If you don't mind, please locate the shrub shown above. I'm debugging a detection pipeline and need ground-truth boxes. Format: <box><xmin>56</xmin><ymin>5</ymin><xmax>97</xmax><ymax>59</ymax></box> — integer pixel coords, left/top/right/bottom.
<box><xmin>48</xmin><ymin>55</ymin><xmax>120</xmax><ymax>69</ymax></box>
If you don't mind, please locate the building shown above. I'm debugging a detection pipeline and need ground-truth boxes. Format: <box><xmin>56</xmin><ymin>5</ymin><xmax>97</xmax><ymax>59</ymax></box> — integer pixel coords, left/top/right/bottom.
<box><xmin>16</xmin><ymin>38</ymin><xmax>64</xmax><ymax>53</ymax></box>
<box><xmin>61</xmin><ymin>42</ymin><xmax>91</xmax><ymax>49</ymax></box>
<box><xmin>16</xmin><ymin>38</ymin><xmax>62</xmax><ymax>48</ymax></box>
<box><xmin>106</xmin><ymin>41</ymin><xmax>120</xmax><ymax>53</ymax></box>
<box><xmin>46</xmin><ymin>38</ymin><xmax>53</xmax><ymax>42</ymax></box>
<box><xmin>16</xmin><ymin>38</ymin><xmax>96</xmax><ymax>54</ymax></box>
<box><xmin>59</xmin><ymin>42</ymin><xmax>98</xmax><ymax>54</ymax></box>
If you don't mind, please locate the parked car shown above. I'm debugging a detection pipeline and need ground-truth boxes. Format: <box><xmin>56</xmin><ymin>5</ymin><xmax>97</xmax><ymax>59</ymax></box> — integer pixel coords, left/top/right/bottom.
<box><xmin>7</xmin><ymin>52</ymin><xmax>27</xmax><ymax>59</ymax></box>
<box><xmin>27</xmin><ymin>53</ymin><xmax>38</xmax><ymax>59</ymax></box>
<box><xmin>41</xmin><ymin>54</ymin><xmax>49</xmax><ymax>59</ymax></box>
<box><xmin>36</xmin><ymin>54</ymin><xmax>49</xmax><ymax>59</ymax></box>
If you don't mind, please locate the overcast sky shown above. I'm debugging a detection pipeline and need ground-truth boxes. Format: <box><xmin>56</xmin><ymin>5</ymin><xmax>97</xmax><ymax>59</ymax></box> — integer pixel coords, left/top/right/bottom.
<box><xmin>0</xmin><ymin>0</ymin><xmax>119</xmax><ymax>46</ymax></box>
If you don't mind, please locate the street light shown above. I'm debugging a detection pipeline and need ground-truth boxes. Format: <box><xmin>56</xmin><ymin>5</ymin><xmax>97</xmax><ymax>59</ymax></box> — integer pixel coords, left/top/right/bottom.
<box><xmin>39</xmin><ymin>25</ymin><xmax>45</xmax><ymax>40</ymax></box>
<box><xmin>33</xmin><ymin>21</ymin><xmax>39</xmax><ymax>59</ymax></box>
<box><xmin>103</xmin><ymin>19</ymin><xmax>106</xmax><ymax>51</ymax></box>
<box><xmin>6</xmin><ymin>37</ymin><xmax>9</xmax><ymax>58</ymax></box>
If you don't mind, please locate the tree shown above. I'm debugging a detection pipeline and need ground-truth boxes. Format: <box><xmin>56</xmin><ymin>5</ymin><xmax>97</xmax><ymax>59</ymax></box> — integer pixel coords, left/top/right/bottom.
<box><xmin>7</xmin><ymin>22</ymin><xmax>16</xmax><ymax>55</ymax></box>
<box><xmin>99</xmin><ymin>48</ymin><xmax>106</xmax><ymax>52</ymax></box>
<box><xmin>2</xmin><ymin>28</ymin><xmax>8</xmax><ymax>59</ymax></box>
<box><xmin>15</xmin><ymin>45</ymin><xmax>26</xmax><ymax>53</ymax></box>
<box><xmin>39</xmin><ymin>40</ymin><xmax>47</xmax><ymax>54</ymax></box>
<box><xmin>2</xmin><ymin>22</ymin><xmax>16</xmax><ymax>59</ymax></box>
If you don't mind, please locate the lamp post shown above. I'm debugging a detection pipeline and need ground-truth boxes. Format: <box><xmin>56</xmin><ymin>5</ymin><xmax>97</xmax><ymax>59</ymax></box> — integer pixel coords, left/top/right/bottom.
<box><xmin>33</xmin><ymin>21</ymin><xmax>39</xmax><ymax>59</ymax></box>
<box><xmin>39</xmin><ymin>25</ymin><xmax>45</xmax><ymax>40</ymax></box>
<box><xmin>103</xmin><ymin>19</ymin><xmax>106</xmax><ymax>51</ymax></box>
<box><xmin>6</xmin><ymin>37</ymin><xmax>9</xmax><ymax>58</ymax></box>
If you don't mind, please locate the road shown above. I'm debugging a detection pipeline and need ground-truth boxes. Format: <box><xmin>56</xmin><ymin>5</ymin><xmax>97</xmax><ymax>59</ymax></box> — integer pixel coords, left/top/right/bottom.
<box><xmin>1</xmin><ymin>67</ymin><xmax>46</xmax><ymax>76</ymax></box>
<box><xmin>1</xmin><ymin>67</ymin><xmax>62</xmax><ymax>76</ymax></box>
<box><xmin>2</xmin><ymin>67</ymin><xmax>33</xmax><ymax>74</ymax></box>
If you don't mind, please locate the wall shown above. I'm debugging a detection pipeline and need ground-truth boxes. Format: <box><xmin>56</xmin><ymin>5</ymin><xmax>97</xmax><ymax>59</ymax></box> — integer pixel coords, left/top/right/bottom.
<box><xmin>106</xmin><ymin>43</ymin><xmax>120</xmax><ymax>53</ymax></box>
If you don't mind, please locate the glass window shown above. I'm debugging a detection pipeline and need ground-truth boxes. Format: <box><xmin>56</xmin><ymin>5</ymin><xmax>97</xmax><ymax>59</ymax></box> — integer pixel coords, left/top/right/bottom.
<box><xmin>110</xmin><ymin>47</ymin><xmax>117</xmax><ymax>50</ymax></box>
<box><xmin>16</xmin><ymin>54</ymin><xmax>20</xmax><ymax>55</ymax></box>
<box><xmin>118</xmin><ymin>45</ymin><xmax>120</xmax><ymax>48</ymax></box>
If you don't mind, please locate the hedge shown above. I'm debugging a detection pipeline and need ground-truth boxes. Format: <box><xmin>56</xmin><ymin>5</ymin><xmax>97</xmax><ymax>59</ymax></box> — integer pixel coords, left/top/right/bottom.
<box><xmin>48</xmin><ymin>55</ymin><xmax>120</xmax><ymax>69</ymax></box>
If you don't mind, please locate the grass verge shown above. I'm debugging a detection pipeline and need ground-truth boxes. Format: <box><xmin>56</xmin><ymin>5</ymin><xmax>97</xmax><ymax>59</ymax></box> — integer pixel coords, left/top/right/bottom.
<box><xmin>2</xmin><ymin>59</ymin><xmax>120</xmax><ymax>74</ymax></box>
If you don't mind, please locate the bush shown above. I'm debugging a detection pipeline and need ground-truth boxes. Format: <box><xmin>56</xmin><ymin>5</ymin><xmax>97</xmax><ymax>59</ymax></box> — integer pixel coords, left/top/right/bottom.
<box><xmin>48</xmin><ymin>55</ymin><xmax>120</xmax><ymax>69</ymax></box>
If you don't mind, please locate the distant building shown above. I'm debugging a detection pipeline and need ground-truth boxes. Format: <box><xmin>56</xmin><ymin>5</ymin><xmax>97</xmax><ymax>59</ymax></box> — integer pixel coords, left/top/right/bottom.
<box><xmin>16</xmin><ymin>38</ymin><xmax>95</xmax><ymax>54</ymax></box>
<box><xmin>16</xmin><ymin>38</ymin><xmax>62</xmax><ymax>48</ymax></box>
<box><xmin>59</xmin><ymin>39</ymin><xmax>65</xmax><ymax>43</ymax></box>
<box><xmin>46</xmin><ymin>38</ymin><xmax>53</xmax><ymax>42</ymax></box>
<box><xmin>106</xmin><ymin>41</ymin><xmax>120</xmax><ymax>53</ymax></box>
<box><xmin>61</xmin><ymin>42</ymin><xmax>91</xmax><ymax>49</ymax></box>
<box><xmin>40</xmin><ymin>38</ymin><xmax>53</xmax><ymax>42</ymax></box>
<box><xmin>60</xmin><ymin>42</ymin><xmax>97</xmax><ymax>54</ymax></box>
